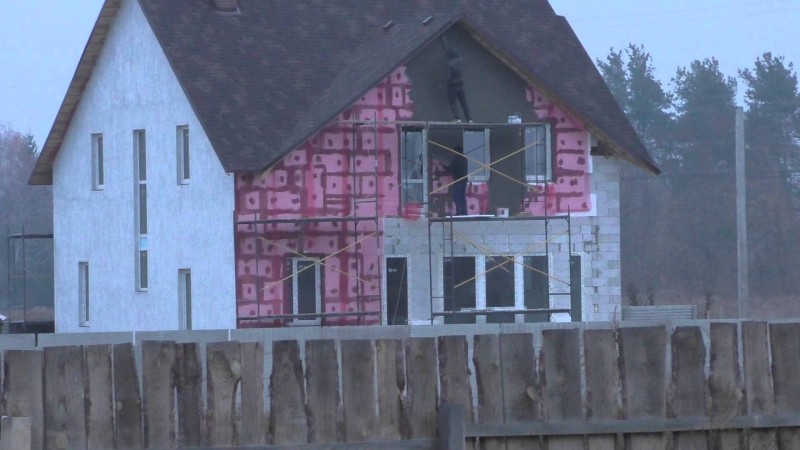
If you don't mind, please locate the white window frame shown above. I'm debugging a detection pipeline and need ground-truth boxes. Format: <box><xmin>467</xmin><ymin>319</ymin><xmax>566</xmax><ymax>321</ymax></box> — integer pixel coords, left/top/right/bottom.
<box><xmin>79</xmin><ymin>262</ymin><xmax>90</xmax><ymax>327</ymax></box>
<box><xmin>91</xmin><ymin>133</ymin><xmax>104</xmax><ymax>190</ymax></box>
<box><xmin>400</xmin><ymin>128</ymin><xmax>427</xmax><ymax>210</ymax></box>
<box><xmin>176</xmin><ymin>125</ymin><xmax>190</xmax><ymax>185</ymax></box>
<box><xmin>463</xmin><ymin>128</ymin><xmax>491</xmax><ymax>182</ymax></box>
<box><xmin>524</xmin><ymin>124</ymin><xmax>552</xmax><ymax>183</ymax></box>
<box><xmin>292</xmin><ymin>258</ymin><xmax>322</xmax><ymax>325</ymax></box>
<box><xmin>178</xmin><ymin>269</ymin><xmax>192</xmax><ymax>330</ymax></box>
<box><xmin>134</xmin><ymin>130</ymin><xmax>148</xmax><ymax>291</ymax></box>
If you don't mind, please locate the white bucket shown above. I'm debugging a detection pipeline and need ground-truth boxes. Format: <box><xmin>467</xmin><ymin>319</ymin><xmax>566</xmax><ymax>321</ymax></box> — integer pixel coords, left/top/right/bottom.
<box><xmin>496</xmin><ymin>207</ymin><xmax>509</xmax><ymax>217</ymax></box>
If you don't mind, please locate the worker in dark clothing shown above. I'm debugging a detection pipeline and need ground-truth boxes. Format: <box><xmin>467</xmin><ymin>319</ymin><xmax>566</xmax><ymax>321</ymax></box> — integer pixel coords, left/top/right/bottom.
<box><xmin>442</xmin><ymin>37</ymin><xmax>473</xmax><ymax>123</ymax></box>
<box><xmin>449</xmin><ymin>145</ymin><xmax>468</xmax><ymax>216</ymax></box>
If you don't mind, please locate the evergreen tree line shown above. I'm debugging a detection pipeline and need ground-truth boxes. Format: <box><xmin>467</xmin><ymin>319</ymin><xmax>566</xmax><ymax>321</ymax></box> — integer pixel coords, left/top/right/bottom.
<box><xmin>0</xmin><ymin>127</ymin><xmax>53</xmax><ymax>312</ymax></box>
<box><xmin>600</xmin><ymin>46</ymin><xmax>800</xmax><ymax>316</ymax></box>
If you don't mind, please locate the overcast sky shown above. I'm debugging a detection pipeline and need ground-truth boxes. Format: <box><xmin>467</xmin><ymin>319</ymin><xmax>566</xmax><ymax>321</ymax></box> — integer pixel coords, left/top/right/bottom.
<box><xmin>1</xmin><ymin>0</ymin><xmax>798</xmax><ymax>149</ymax></box>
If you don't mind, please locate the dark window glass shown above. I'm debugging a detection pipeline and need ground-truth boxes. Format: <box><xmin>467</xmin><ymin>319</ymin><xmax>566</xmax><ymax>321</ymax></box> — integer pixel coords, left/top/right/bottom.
<box><xmin>486</xmin><ymin>256</ymin><xmax>515</xmax><ymax>323</ymax></box>
<box><xmin>137</xmin><ymin>131</ymin><xmax>147</xmax><ymax>181</ymax></box>
<box><xmin>296</xmin><ymin>260</ymin><xmax>318</xmax><ymax>315</ymax></box>
<box><xmin>443</xmin><ymin>256</ymin><xmax>476</xmax><ymax>324</ymax></box>
<box><xmin>97</xmin><ymin>136</ymin><xmax>104</xmax><ymax>186</ymax></box>
<box><xmin>525</xmin><ymin>126</ymin><xmax>548</xmax><ymax>181</ymax></box>
<box><xmin>523</xmin><ymin>256</ymin><xmax>549</xmax><ymax>322</ymax></box>
<box><xmin>138</xmin><ymin>184</ymin><xmax>147</xmax><ymax>235</ymax></box>
<box><xmin>139</xmin><ymin>250</ymin><xmax>148</xmax><ymax>290</ymax></box>
<box><xmin>182</xmin><ymin>127</ymin><xmax>190</xmax><ymax>181</ymax></box>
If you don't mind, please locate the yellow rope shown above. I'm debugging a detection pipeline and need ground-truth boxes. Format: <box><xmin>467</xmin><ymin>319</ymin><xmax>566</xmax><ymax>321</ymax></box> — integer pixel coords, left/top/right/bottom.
<box><xmin>427</xmin><ymin>139</ymin><xmax>543</xmax><ymax>195</ymax></box>
<box><xmin>451</xmin><ymin>229</ymin><xmax>571</xmax><ymax>287</ymax></box>
<box><xmin>260</xmin><ymin>232</ymin><xmax>377</xmax><ymax>291</ymax></box>
<box><xmin>258</xmin><ymin>236</ymin><xmax>379</xmax><ymax>289</ymax></box>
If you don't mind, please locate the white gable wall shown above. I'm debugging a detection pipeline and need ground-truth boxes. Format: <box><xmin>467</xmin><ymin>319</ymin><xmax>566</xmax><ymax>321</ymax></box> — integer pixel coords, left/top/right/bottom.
<box><xmin>52</xmin><ymin>0</ymin><xmax>235</xmax><ymax>332</ymax></box>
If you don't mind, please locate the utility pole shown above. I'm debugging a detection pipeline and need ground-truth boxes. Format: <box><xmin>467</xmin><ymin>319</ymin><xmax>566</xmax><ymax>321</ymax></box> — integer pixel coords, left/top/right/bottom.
<box><xmin>735</xmin><ymin>107</ymin><xmax>749</xmax><ymax>319</ymax></box>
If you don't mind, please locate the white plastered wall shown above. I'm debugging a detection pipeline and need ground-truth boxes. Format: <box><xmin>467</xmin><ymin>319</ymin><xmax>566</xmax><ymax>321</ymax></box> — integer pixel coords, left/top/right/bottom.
<box><xmin>52</xmin><ymin>0</ymin><xmax>235</xmax><ymax>332</ymax></box>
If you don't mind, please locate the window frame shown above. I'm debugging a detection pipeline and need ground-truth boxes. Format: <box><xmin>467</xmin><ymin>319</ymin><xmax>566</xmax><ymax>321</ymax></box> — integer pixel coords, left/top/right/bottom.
<box><xmin>176</xmin><ymin>125</ymin><xmax>190</xmax><ymax>185</ymax></box>
<box><xmin>79</xmin><ymin>262</ymin><xmax>90</xmax><ymax>327</ymax></box>
<box><xmin>91</xmin><ymin>133</ymin><xmax>104</xmax><ymax>190</ymax></box>
<box><xmin>463</xmin><ymin>128</ymin><xmax>491</xmax><ymax>182</ymax></box>
<box><xmin>292</xmin><ymin>257</ymin><xmax>322</xmax><ymax>325</ymax></box>
<box><xmin>524</xmin><ymin>124</ymin><xmax>552</xmax><ymax>183</ymax></box>
<box><xmin>134</xmin><ymin>130</ymin><xmax>148</xmax><ymax>291</ymax></box>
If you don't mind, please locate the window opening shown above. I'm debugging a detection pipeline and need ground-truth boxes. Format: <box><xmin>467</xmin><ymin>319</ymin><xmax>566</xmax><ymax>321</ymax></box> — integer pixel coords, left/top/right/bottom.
<box><xmin>443</xmin><ymin>256</ymin><xmax>476</xmax><ymax>324</ymax></box>
<box><xmin>91</xmin><ymin>134</ymin><xmax>104</xmax><ymax>190</ymax></box>
<box><xmin>179</xmin><ymin>269</ymin><xmax>192</xmax><ymax>330</ymax></box>
<box><xmin>134</xmin><ymin>130</ymin><xmax>148</xmax><ymax>290</ymax></box>
<box><xmin>523</xmin><ymin>255</ymin><xmax>549</xmax><ymax>322</ymax></box>
<box><xmin>79</xmin><ymin>262</ymin><xmax>89</xmax><ymax>327</ymax></box>
<box><xmin>463</xmin><ymin>129</ymin><xmax>490</xmax><ymax>181</ymax></box>
<box><xmin>485</xmin><ymin>256</ymin><xmax>516</xmax><ymax>323</ymax></box>
<box><xmin>293</xmin><ymin>258</ymin><xmax>322</xmax><ymax>324</ymax></box>
<box><xmin>177</xmin><ymin>125</ymin><xmax>190</xmax><ymax>184</ymax></box>
<box><xmin>524</xmin><ymin>125</ymin><xmax>551</xmax><ymax>182</ymax></box>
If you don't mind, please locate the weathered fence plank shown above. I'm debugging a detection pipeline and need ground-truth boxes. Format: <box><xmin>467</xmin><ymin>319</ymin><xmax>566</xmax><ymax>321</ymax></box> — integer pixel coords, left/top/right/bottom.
<box><xmin>270</xmin><ymin>340</ymin><xmax>307</xmax><ymax>444</ymax></box>
<box><xmin>620</xmin><ymin>326</ymin><xmax>667</xmax><ymax>449</ymax></box>
<box><xmin>341</xmin><ymin>340</ymin><xmax>376</xmax><ymax>442</ymax></box>
<box><xmin>176</xmin><ymin>342</ymin><xmax>203</xmax><ymax>448</ymax></box>
<box><xmin>405</xmin><ymin>338</ymin><xmax>438</xmax><ymax>439</ymax></box>
<box><xmin>473</xmin><ymin>334</ymin><xmax>504</xmax><ymax>450</ymax></box>
<box><xmin>708</xmin><ymin>323</ymin><xmax>743</xmax><ymax>449</ymax></box>
<box><xmin>3</xmin><ymin>351</ymin><xmax>43</xmax><ymax>450</ymax></box>
<box><xmin>207</xmin><ymin>341</ymin><xmax>242</xmax><ymax>447</ymax></box>
<box><xmin>376</xmin><ymin>339</ymin><xmax>403</xmax><ymax>440</ymax></box>
<box><xmin>769</xmin><ymin>323</ymin><xmax>800</xmax><ymax>448</ymax></box>
<box><xmin>142</xmin><ymin>340</ymin><xmax>176</xmax><ymax>448</ymax></box>
<box><xmin>500</xmin><ymin>333</ymin><xmax>541</xmax><ymax>450</ymax></box>
<box><xmin>113</xmin><ymin>343</ymin><xmax>142</xmax><ymax>449</ymax></box>
<box><xmin>542</xmin><ymin>328</ymin><xmax>584</xmax><ymax>450</ymax></box>
<box><xmin>742</xmin><ymin>321</ymin><xmax>776</xmax><ymax>449</ymax></box>
<box><xmin>0</xmin><ymin>416</ymin><xmax>31</xmax><ymax>450</ymax></box>
<box><xmin>85</xmin><ymin>345</ymin><xmax>114</xmax><ymax>450</ymax></box>
<box><xmin>43</xmin><ymin>346</ymin><xmax>86</xmax><ymax>450</ymax></box>
<box><xmin>670</xmin><ymin>326</ymin><xmax>707</xmax><ymax>450</ymax></box>
<box><xmin>241</xmin><ymin>341</ymin><xmax>265</xmax><ymax>446</ymax></box>
<box><xmin>583</xmin><ymin>329</ymin><xmax>620</xmax><ymax>450</ymax></box>
<box><xmin>306</xmin><ymin>340</ymin><xmax>341</xmax><ymax>443</ymax></box>
<box><xmin>438</xmin><ymin>336</ymin><xmax>473</xmax><ymax>421</ymax></box>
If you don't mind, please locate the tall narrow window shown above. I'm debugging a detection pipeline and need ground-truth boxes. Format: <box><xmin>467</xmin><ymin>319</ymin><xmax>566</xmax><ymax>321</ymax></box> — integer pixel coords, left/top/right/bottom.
<box><xmin>463</xmin><ymin>129</ymin><xmax>490</xmax><ymax>181</ymax></box>
<box><xmin>401</xmin><ymin>129</ymin><xmax>425</xmax><ymax>208</ymax></box>
<box><xmin>178</xmin><ymin>269</ymin><xmax>192</xmax><ymax>330</ymax></box>
<box><xmin>485</xmin><ymin>256</ymin><xmax>516</xmax><ymax>323</ymax></box>
<box><xmin>91</xmin><ymin>134</ymin><xmax>104</xmax><ymax>190</ymax></box>
<box><xmin>443</xmin><ymin>256</ymin><xmax>476</xmax><ymax>324</ymax></box>
<box><xmin>79</xmin><ymin>262</ymin><xmax>89</xmax><ymax>327</ymax></box>
<box><xmin>293</xmin><ymin>258</ymin><xmax>321</xmax><ymax>324</ymax></box>
<box><xmin>523</xmin><ymin>255</ymin><xmax>549</xmax><ymax>322</ymax></box>
<box><xmin>177</xmin><ymin>125</ymin><xmax>190</xmax><ymax>184</ymax></box>
<box><xmin>524</xmin><ymin>125</ymin><xmax>551</xmax><ymax>182</ymax></box>
<box><xmin>134</xmin><ymin>130</ymin><xmax>148</xmax><ymax>290</ymax></box>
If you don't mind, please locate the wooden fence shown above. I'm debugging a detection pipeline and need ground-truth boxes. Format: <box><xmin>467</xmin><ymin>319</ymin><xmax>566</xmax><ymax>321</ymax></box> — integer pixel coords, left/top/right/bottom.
<box><xmin>3</xmin><ymin>321</ymin><xmax>800</xmax><ymax>449</ymax></box>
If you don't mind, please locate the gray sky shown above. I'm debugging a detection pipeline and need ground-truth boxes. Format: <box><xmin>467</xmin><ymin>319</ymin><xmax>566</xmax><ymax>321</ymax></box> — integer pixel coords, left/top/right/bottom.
<box><xmin>1</xmin><ymin>0</ymin><xmax>798</xmax><ymax>149</ymax></box>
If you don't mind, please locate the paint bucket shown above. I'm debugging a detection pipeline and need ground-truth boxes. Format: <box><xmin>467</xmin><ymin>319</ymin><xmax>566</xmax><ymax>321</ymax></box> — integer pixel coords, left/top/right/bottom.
<box><xmin>496</xmin><ymin>207</ymin><xmax>509</xmax><ymax>218</ymax></box>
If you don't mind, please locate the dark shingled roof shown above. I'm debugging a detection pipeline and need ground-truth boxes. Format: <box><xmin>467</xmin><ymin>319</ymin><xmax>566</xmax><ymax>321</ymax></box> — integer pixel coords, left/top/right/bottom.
<box><xmin>30</xmin><ymin>0</ymin><xmax>658</xmax><ymax>185</ymax></box>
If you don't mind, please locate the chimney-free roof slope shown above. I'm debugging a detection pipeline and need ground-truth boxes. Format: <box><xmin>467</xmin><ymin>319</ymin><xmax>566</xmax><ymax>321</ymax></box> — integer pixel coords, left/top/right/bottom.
<box><xmin>30</xmin><ymin>0</ymin><xmax>658</xmax><ymax>185</ymax></box>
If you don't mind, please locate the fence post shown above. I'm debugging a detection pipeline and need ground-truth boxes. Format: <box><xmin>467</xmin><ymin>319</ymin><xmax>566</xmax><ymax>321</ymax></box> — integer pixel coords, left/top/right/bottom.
<box><xmin>439</xmin><ymin>403</ymin><xmax>465</xmax><ymax>450</ymax></box>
